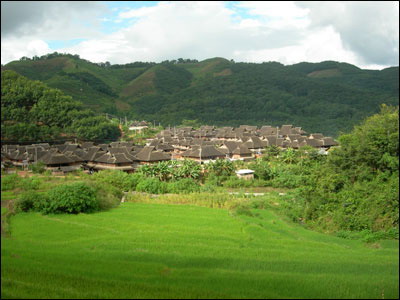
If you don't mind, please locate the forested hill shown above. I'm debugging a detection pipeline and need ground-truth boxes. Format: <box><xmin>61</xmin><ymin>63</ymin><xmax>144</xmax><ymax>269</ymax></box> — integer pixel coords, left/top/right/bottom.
<box><xmin>3</xmin><ymin>53</ymin><xmax>399</xmax><ymax>137</ymax></box>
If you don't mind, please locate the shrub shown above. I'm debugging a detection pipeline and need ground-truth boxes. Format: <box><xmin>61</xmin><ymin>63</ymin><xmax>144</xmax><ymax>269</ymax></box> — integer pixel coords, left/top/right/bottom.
<box><xmin>126</xmin><ymin>173</ymin><xmax>146</xmax><ymax>190</ymax></box>
<box><xmin>19</xmin><ymin>176</ymin><xmax>43</xmax><ymax>191</ymax></box>
<box><xmin>223</xmin><ymin>176</ymin><xmax>252</xmax><ymax>188</ymax></box>
<box><xmin>167</xmin><ymin>178</ymin><xmax>200</xmax><ymax>194</ymax></box>
<box><xmin>1</xmin><ymin>174</ymin><xmax>20</xmax><ymax>191</ymax></box>
<box><xmin>87</xmin><ymin>181</ymin><xmax>122</xmax><ymax>211</ymax></box>
<box><xmin>91</xmin><ymin>170</ymin><xmax>135</xmax><ymax>191</ymax></box>
<box><xmin>205</xmin><ymin>159</ymin><xmax>235</xmax><ymax>177</ymax></box>
<box><xmin>43</xmin><ymin>182</ymin><xmax>99</xmax><ymax>214</ymax></box>
<box><xmin>200</xmin><ymin>182</ymin><xmax>217</xmax><ymax>193</ymax></box>
<box><xmin>136</xmin><ymin>177</ymin><xmax>168</xmax><ymax>194</ymax></box>
<box><xmin>29</xmin><ymin>161</ymin><xmax>46</xmax><ymax>174</ymax></box>
<box><xmin>15</xmin><ymin>191</ymin><xmax>47</xmax><ymax>212</ymax></box>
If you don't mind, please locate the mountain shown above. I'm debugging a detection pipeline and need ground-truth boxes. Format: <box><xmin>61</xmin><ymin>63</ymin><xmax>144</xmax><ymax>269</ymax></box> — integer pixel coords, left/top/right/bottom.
<box><xmin>3</xmin><ymin>53</ymin><xmax>398</xmax><ymax>137</ymax></box>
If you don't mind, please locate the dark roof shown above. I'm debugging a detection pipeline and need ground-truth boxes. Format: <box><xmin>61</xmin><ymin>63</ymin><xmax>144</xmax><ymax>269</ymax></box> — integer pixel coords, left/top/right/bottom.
<box><xmin>260</xmin><ymin>126</ymin><xmax>278</xmax><ymax>136</ymax></box>
<box><xmin>280</xmin><ymin>125</ymin><xmax>293</xmax><ymax>136</ymax></box>
<box><xmin>84</xmin><ymin>147</ymin><xmax>105</xmax><ymax>161</ymax></box>
<box><xmin>220</xmin><ymin>141</ymin><xmax>240</xmax><ymax>154</ymax></box>
<box><xmin>232</xmin><ymin>144</ymin><xmax>252</xmax><ymax>155</ymax></box>
<box><xmin>182</xmin><ymin>145</ymin><xmax>225</xmax><ymax>159</ymax></box>
<box><xmin>243</xmin><ymin>136</ymin><xmax>264</xmax><ymax>149</ymax></box>
<box><xmin>39</xmin><ymin>152</ymin><xmax>75</xmax><ymax>165</ymax></box>
<box><xmin>94</xmin><ymin>152</ymin><xmax>134</xmax><ymax>164</ymax></box>
<box><xmin>81</xmin><ymin>142</ymin><xmax>95</xmax><ymax>149</ymax></box>
<box><xmin>306</xmin><ymin>138</ymin><xmax>323</xmax><ymax>147</ymax></box>
<box><xmin>135</xmin><ymin>146</ymin><xmax>170</xmax><ymax>162</ymax></box>
<box><xmin>310</xmin><ymin>133</ymin><xmax>324</xmax><ymax>140</ymax></box>
<box><xmin>156</xmin><ymin>144</ymin><xmax>174</xmax><ymax>151</ymax></box>
<box><xmin>322</xmin><ymin>137</ymin><xmax>339</xmax><ymax>146</ymax></box>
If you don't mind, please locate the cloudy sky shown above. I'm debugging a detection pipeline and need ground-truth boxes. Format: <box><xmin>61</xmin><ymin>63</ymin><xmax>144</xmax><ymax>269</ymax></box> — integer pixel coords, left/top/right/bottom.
<box><xmin>1</xmin><ymin>1</ymin><xmax>399</xmax><ymax>69</ymax></box>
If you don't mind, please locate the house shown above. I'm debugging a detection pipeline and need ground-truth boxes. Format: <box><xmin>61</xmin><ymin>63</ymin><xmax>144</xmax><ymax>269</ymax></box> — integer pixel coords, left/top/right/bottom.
<box><xmin>38</xmin><ymin>151</ymin><xmax>81</xmax><ymax>173</ymax></box>
<box><xmin>90</xmin><ymin>152</ymin><xmax>137</xmax><ymax>172</ymax></box>
<box><xmin>231</xmin><ymin>144</ymin><xmax>253</xmax><ymax>160</ymax></box>
<box><xmin>181</xmin><ymin>145</ymin><xmax>226</xmax><ymax>163</ymax></box>
<box><xmin>280</xmin><ymin>125</ymin><xmax>294</xmax><ymax>137</ymax></box>
<box><xmin>235</xmin><ymin>169</ymin><xmax>255</xmax><ymax>180</ymax></box>
<box><xmin>135</xmin><ymin>146</ymin><xmax>171</xmax><ymax>164</ymax></box>
<box><xmin>129</xmin><ymin>121</ymin><xmax>149</xmax><ymax>132</ymax></box>
<box><xmin>260</xmin><ymin>126</ymin><xmax>278</xmax><ymax>137</ymax></box>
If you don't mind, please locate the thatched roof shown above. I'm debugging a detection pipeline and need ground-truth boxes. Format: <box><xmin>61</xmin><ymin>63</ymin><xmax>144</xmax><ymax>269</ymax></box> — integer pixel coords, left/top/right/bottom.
<box><xmin>182</xmin><ymin>145</ymin><xmax>225</xmax><ymax>159</ymax></box>
<box><xmin>135</xmin><ymin>146</ymin><xmax>170</xmax><ymax>162</ymax></box>
<box><xmin>94</xmin><ymin>152</ymin><xmax>134</xmax><ymax>164</ymax></box>
<box><xmin>39</xmin><ymin>152</ymin><xmax>75</xmax><ymax>165</ymax></box>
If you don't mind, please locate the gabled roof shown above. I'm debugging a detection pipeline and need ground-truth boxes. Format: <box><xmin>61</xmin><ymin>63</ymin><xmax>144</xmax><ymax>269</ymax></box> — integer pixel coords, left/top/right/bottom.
<box><xmin>135</xmin><ymin>146</ymin><xmax>170</xmax><ymax>162</ymax></box>
<box><xmin>260</xmin><ymin>126</ymin><xmax>278</xmax><ymax>136</ymax></box>
<box><xmin>310</xmin><ymin>133</ymin><xmax>324</xmax><ymax>140</ymax></box>
<box><xmin>221</xmin><ymin>141</ymin><xmax>240</xmax><ymax>153</ymax></box>
<box><xmin>232</xmin><ymin>144</ymin><xmax>252</xmax><ymax>155</ymax></box>
<box><xmin>94</xmin><ymin>152</ymin><xmax>135</xmax><ymax>164</ymax></box>
<box><xmin>81</xmin><ymin>142</ymin><xmax>95</xmax><ymax>149</ymax></box>
<box><xmin>84</xmin><ymin>147</ymin><xmax>105</xmax><ymax>161</ymax></box>
<box><xmin>39</xmin><ymin>152</ymin><xmax>75</xmax><ymax>165</ymax></box>
<box><xmin>280</xmin><ymin>125</ymin><xmax>293</xmax><ymax>136</ymax></box>
<box><xmin>243</xmin><ymin>136</ymin><xmax>264</xmax><ymax>149</ymax></box>
<box><xmin>156</xmin><ymin>143</ymin><xmax>174</xmax><ymax>151</ymax></box>
<box><xmin>64</xmin><ymin>151</ymin><xmax>85</xmax><ymax>163</ymax></box>
<box><xmin>321</xmin><ymin>137</ymin><xmax>339</xmax><ymax>146</ymax></box>
<box><xmin>182</xmin><ymin>145</ymin><xmax>225</xmax><ymax>159</ymax></box>
<box><xmin>306</xmin><ymin>138</ymin><xmax>323</xmax><ymax>147</ymax></box>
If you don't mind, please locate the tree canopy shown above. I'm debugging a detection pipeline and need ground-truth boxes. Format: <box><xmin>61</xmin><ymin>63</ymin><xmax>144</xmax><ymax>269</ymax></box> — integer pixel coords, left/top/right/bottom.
<box><xmin>1</xmin><ymin>70</ymin><xmax>120</xmax><ymax>142</ymax></box>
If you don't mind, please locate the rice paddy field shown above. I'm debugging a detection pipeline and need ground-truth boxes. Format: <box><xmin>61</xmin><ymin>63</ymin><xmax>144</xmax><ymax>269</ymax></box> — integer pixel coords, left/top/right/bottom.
<box><xmin>1</xmin><ymin>200</ymin><xmax>399</xmax><ymax>299</ymax></box>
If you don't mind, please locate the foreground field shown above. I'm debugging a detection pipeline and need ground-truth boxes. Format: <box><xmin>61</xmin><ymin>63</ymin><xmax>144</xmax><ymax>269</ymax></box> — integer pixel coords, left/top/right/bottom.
<box><xmin>1</xmin><ymin>202</ymin><xmax>399</xmax><ymax>299</ymax></box>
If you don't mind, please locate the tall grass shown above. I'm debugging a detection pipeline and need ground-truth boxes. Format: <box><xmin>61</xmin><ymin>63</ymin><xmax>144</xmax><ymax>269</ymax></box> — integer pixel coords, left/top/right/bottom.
<box><xmin>2</xmin><ymin>202</ymin><xmax>398</xmax><ymax>299</ymax></box>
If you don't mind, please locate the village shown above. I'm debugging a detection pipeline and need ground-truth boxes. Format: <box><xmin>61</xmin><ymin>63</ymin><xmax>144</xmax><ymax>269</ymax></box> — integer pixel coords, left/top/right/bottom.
<box><xmin>1</xmin><ymin>122</ymin><xmax>338</xmax><ymax>175</ymax></box>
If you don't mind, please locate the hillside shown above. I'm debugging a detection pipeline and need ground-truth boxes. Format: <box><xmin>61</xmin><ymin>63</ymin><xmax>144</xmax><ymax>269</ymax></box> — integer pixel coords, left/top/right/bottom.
<box><xmin>1</xmin><ymin>70</ymin><xmax>120</xmax><ymax>142</ymax></box>
<box><xmin>3</xmin><ymin>53</ymin><xmax>398</xmax><ymax>137</ymax></box>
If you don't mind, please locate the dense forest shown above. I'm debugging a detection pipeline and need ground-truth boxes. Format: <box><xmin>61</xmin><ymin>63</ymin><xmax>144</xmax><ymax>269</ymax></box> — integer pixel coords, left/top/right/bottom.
<box><xmin>1</xmin><ymin>70</ymin><xmax>120</xmax><ymax>142</ymax></box>
<box><xmin>3</xmin><ymin>52</ymin><xmax>398</xmax><ymax>137</ymax></box>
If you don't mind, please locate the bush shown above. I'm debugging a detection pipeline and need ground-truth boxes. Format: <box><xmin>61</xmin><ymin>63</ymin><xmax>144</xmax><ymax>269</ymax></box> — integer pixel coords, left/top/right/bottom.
<box><xmin>167</xmin><ymin>178</ymin><xmax>200</xmax><ymax>194</ymax></box>
<box><xmin>199</xmin><ymin>182</ymin><xmax>218</xmax><ymax>193</ymax></box>
<box><xmin>136</xmin><ymin>177</ymin><xmax>168</xmax><ymax>194</ymax></box>
<box><xmin>43</xmin><ymin>182</ymin><xmax>99</xmax><ymax>214</ymax></box>
<box><xmin>19</xmin><ymin>176</ymin><xmax>43</xmax><ymax>191</ymax></box>
<box><xmin>29</xmin><ymin>161</ymin><xmax>46</xmax><ymax>174</ymax></box>
<box><xmin>87</xmin><ymin>181</ymin><xmax>122</xmax><ymax>211</ymax></box>
<box><xmin>223</xmin><ymin>176</ymin><xmax>252</xmax><ymax>188</ymax></box>
<box><xmin>91</xmin><ymin>170</ymin><xmax>137</xmax><ymax>191</ymax></box>
<box><xmin>126</xmin><ymin>173</ymin><xmax>146</xmax><ymax>190</ymax></box>
<box><xmin>1</xmin><ymin>174</ymin><xmax>20</xmax><ymax>191</ymax></box>
<box><xmin>15</xmin><ymin>191</ymin><xmax>45</xmax><ymax>212</ymax></box>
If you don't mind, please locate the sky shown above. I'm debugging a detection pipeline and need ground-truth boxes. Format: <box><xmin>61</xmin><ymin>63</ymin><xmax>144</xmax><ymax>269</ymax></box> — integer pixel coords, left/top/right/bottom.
<box><xmin>1</xmin><ymin>1</ymin><xmax>399</xmax><ymax>70</ymax></box>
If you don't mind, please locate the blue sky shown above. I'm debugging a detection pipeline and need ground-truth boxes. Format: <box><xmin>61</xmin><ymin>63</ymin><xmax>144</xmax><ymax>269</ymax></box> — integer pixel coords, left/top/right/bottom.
<box><xmin>1</xmin><ymin>1</ymin><xmax>399</xmax><ymax>69</ymax></box>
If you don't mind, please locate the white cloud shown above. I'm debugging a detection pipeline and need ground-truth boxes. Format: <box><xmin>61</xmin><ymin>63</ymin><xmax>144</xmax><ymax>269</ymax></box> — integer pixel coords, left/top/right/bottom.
<box><xmin>297</xmin><ymin>1</ymin><xmax>399</xmax><ymax>66</ymax></box>
<box><xmin>1</xmin><ymin>1</ymin><xmax>398</xmax><ymax>69</ymax></box>
<box><xmin>1</xmin><ymin>37</ymin><xmax>51</xmax><ymax>63</ymax></box>
<box><xmin>235</xmin><ymin>1</ymin><xmax>310</xmax><ymax>29</ymax></box>
<box><xmin>233</xmin><ymin>26</ymin><xmax>359</xmax><ymax>65</ymax></box>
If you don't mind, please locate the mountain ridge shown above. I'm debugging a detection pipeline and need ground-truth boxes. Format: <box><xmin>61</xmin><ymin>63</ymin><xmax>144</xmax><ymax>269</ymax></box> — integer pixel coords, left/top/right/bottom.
<box><xmin>3</xmin><ymin>53</ymin><xmax>398</xmax><ymax>137</ymax></box>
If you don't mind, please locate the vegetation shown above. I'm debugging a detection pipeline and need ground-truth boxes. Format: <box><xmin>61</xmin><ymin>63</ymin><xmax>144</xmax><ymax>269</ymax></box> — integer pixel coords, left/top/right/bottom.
<box><xmin>1</xmin><ymin>202</ymin><xmax>398</xmax><ymax>299</ymax></box>
<box><xmin>288</xmin><ymin>104</ymin><xmax>399</xmax><ymax>232</ymax></box>
<box><xmin>1</xmin><ymin>103</ymin><xmax>398</xmax><ymax>298</ymax></box>
<box><xmin>1</xmin><ymin>70</ymin><xmax>120</xmax><ymax>142</ymax></box>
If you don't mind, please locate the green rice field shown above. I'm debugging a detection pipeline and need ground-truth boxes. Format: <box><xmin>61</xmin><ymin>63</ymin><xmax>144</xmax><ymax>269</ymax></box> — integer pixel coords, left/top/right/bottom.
<box><xmin>1</xmin><ymin>202</ymin><xmax>399</xmax><ymax>299</ymax></box>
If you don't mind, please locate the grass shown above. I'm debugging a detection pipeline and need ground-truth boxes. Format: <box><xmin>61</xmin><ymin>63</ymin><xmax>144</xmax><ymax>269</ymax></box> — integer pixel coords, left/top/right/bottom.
<box><xmin>1</xmin><ymin>200</ymin><xmax>398</xmax><ymax>299</ymax></box>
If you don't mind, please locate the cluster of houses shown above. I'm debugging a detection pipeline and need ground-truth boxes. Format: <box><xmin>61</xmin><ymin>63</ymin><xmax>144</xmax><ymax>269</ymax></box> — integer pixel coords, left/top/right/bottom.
<box><xmin>1</xmin><ymin>124</ymin><xmax>338</xmax><ymax>174</ymax></box>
